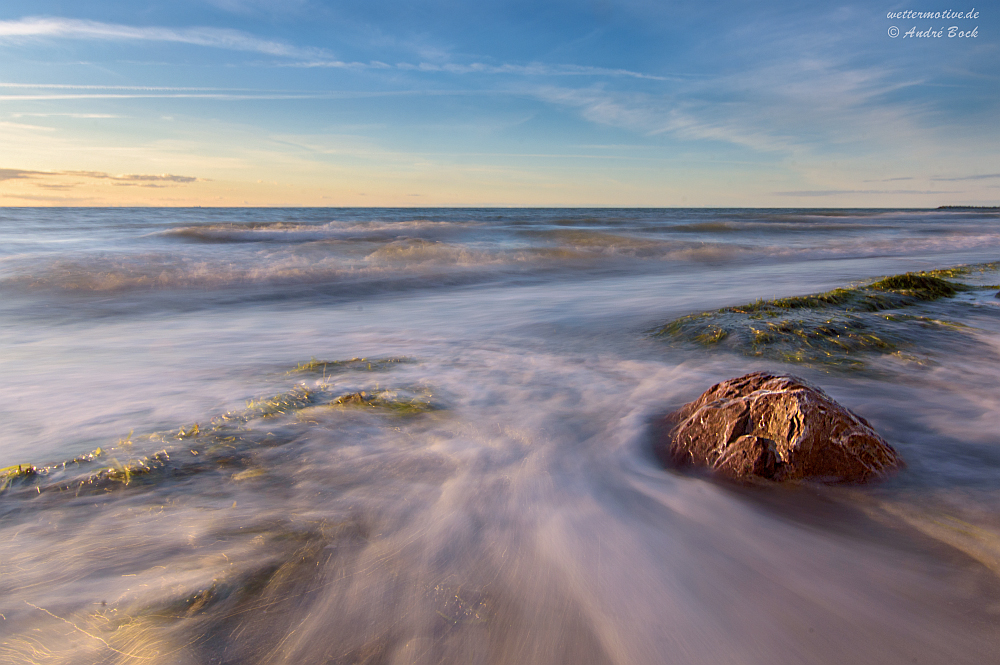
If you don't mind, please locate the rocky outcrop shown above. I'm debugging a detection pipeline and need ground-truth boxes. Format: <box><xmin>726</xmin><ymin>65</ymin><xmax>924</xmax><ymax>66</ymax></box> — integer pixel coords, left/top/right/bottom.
<box><xmin>656</xmin><ymin>372</ymin><xmax>902</xmax><ymax>483</ymax></box>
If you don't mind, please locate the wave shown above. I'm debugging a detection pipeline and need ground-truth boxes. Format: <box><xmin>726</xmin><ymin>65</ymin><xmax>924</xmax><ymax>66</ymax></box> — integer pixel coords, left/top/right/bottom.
<box><xmin>665</xmin><ymin>221</ymin><xmax>886</xmax><ymax>234</ymax></box>
<box><xmin>0</xmin><ymin>249</ymin><xmax>558</xmax><ymax>296</ymax></box>
<box><xmin>160</xmin><ymin>219</ymin><xmax>483</xmax><ymax>244</ymax></box>
<box><xmin>5</xmin><ymin>217</ymin><xmax>1000</xmax><ymax>298</ymax></box>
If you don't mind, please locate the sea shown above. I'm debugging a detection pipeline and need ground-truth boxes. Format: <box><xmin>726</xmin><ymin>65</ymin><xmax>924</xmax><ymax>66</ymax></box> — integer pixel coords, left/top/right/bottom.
<box><xmin>1</xmin><ymin>207</ymin><xmax>1000</xmax><ymax>664</ymax></box>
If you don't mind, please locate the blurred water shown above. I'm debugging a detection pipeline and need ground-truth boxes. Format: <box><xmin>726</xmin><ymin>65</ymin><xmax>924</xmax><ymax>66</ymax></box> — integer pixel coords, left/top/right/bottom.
<box><xmin>1</xmin><ymin>207</ymin><xmax>999</xmax><ymax>664</ymax></box>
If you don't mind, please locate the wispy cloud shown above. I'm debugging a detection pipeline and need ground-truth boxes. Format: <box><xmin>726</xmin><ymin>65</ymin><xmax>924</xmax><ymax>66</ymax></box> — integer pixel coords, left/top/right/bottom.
<box><xmin>0</xmin><ymin>92</ymin><xmax>473</xmax><ymax>103</ymax></box>
<box><xmin>0</xmin><ymin>168</ymin><xmax>203</xmax><ymax>187</ymax></box>
<box><xmin>532</xmin><ymin>86</ymin><xmax>800</xmax><ymax>154</ymax></box>
<box><xmin>518</xmin><ymin>2</ymin><xmax>979</xmax><ymax>164</ymax></box>
<box><xmin>280</xmin><ymin>58</ymin><xmax>676</xmax><ymax>81</ymax></box>
<box><xmin>0</xmin><ymin>18</ymin><xmax>675</xmax><ymax>82</ymax></box>
<box><xmin>0</xmin><ymin>83</ymin><xmax>490</xmax><ymax>102</ymax></box>
<box><xmin>0</xmin><ymin>168</ymin><xmax>43</xmax><ymax>181</ymax></box>
<box><xmin>0</xmin><ymin>83</ymin><xmax>250</xmax><ymax>89</ymax></box>
<box><xmin>392</xmin><ymin>62</ymin><xmax>672</xmax><ymax>81</ymax></box>
<box><xmin>1</xmin><ymin>192</ymin><xmax>98</xmax><ymax>203</ymax></box>
<box><xmin>292</xmin><ymin>60</ymin><xmax>392</xmax><ymax>70</ymax></box>
<box><xmin>772</xmin><ymin>189</ymin><xmax>959</xmax><ymax>196</ymax></box>
<box><xmin>932</xmin><ymin>173</ymin><xmax>1000</xmax><ymax>181</ymax></box>
<box><xmin>10</xmin><ymin>112</ymin><xmax>121</xmax><ymax>118</ymax></box>
<box><xmin>0</xmin><ymin>17</ymin><xmax>327</xmax><ymax>58</ymax></box>
<box><xmin>531</xmin><ymin>41</ymin><xmax>965</xmax><ymax>164</ymax></box>
<box><xmin>0</xmin><ymin>120</ymin><xmax>56</xmax><ymax>131</ymax></box>
<box><xmin>0</xmin><ymin>82</ymin><xmax>326</xmax><ymax>101</ymax></box>
<box><xmin>205</xmin><ymin>0</ymin><xmax>309</xmax><ymax>16</ymax></box>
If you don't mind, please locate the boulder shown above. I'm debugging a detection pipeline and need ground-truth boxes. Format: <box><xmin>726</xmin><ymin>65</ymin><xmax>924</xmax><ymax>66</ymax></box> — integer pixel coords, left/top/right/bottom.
<box><xmin>656</xmin><ymin>372</ymin><xmax>902</xmax><ymax>483</ymax></box>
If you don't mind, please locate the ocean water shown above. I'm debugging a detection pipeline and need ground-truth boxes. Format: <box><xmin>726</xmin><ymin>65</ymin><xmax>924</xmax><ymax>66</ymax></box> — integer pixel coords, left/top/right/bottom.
<box><xmin>1</xmin><ymin>207</ymin><xmax>1000</xmax><ymax>664</ymax></box>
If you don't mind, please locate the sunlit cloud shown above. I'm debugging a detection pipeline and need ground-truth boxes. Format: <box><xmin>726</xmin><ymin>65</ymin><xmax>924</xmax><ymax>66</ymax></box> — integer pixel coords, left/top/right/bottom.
<box><xmin>0</xmin><ymin>17</ymin><xmax>328</xmax><ymax>58</ymax></box>
<box><xmin>0</xmin><ymin>168</ymin><xmax>204</xmax><ymax>188</ymax></box>
<box><xmin>0</xmin><ymin>192</ymin><xmax>98</xmax><ymax>202</ymax></box>
<box><xmin>10</xmin><ymin>112</ymin><xmax>121</xmax><ymax>118</ymax></box>
<box><xmin>0</xmin><ymin>120</ymin><xmax>56</xmax><ymax>131</ymax></box>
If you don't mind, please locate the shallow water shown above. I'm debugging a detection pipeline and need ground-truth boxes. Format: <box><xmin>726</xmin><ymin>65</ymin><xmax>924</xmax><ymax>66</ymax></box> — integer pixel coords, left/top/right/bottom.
<box><xmin>1</xmin><ymin>207</ymin><xmax>1000</xmax><ymax>664</ymax></box>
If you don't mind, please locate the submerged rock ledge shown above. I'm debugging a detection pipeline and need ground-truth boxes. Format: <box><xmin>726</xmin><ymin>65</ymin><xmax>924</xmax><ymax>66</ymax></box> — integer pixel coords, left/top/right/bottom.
<box><xmin>651</xmin><ymin>266</ymin><xmax>1000</xmax><ymax>368</ymax></box>
<box><xmin>655</xmin><ymin>372</ymin><xmax>903</xmax><ymax>483</ymax></box>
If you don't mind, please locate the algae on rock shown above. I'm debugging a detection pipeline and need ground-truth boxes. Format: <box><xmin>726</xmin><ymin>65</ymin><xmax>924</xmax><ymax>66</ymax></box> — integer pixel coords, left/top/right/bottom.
<box><xmin>0</xmin><ymin>358</ymin><xmax>441</xmax><ymax>498</ymax></box>
<box><xmin>652</xmin><ymin>268</ymin><xmax>996</xmax><ymax>369</ymax></box>
<box><xmin>288</xmin><ymin>356</ymin><xmax>413</xmax><ymax>375</ymax></box>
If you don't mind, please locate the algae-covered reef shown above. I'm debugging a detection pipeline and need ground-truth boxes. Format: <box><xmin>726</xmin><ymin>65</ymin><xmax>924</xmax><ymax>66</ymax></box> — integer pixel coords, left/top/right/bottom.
<box><xmin>652</xmin><ymin>264</ymin><xmax>1000</xmax><ymax>369</ymax></box>
<box><xmin>0</xmin><ymin>359</ymin><xmax>440</xmax><ymax>499</ymax></box>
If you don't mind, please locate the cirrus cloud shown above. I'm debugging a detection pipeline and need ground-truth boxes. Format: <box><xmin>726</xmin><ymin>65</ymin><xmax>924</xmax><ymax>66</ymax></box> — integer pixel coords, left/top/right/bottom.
<box><xmin>0</xmin><ymin>16</ymin><xmax>328</xmax><ymax>58</ymax></box>
<box><xmin>0</xmin><ymin>168</ymin><xmax>204</xmax><ymax>188</ymax></box>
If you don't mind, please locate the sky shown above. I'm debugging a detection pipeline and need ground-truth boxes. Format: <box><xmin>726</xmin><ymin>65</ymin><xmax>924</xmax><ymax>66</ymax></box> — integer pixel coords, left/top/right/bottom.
<box><xmin>0</xmin><ymin>1</ymin><xmax>997</xmax><ymax>207</ymax></box>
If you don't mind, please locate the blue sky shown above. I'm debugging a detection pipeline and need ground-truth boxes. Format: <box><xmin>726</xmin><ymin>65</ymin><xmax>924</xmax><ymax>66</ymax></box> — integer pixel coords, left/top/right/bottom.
<box><xmin>0</xmin><ymin>1</ymin><xmax>997</xmax><ymax>206</ymax></box>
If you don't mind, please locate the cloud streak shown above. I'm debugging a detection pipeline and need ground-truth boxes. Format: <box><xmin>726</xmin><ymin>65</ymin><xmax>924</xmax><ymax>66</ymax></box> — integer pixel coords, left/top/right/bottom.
<box><xmin>0</xmin><ymin>17</ymin><xmax>327</xmax><ymax>58</ymax></box>
<box><xmin>772</xmin><ymin>189</ymin><xmax>959</xmax><ymax>196</ymax></box>
<box><xmin>304</xmin><ymin>61</ymin><xmax>674</xmax><ymax>81</ymax></box>
<box><xmin>932</xmin><ymin>173</ymin><xmax>1000</xmax><ymax>181</ymax></box>
<box><xmin>0</xmin><ymin>168</ymin><xmax>203</xmax><ymax>187</ymax></box>
<box><xmin>10</xmin><ymin>112</ymin><xmax>120</xmax><ymax>118</ymax></box>
<box><xmin>0</xmin><ymin>18</ymin><xmax>674</xmax><ymax>81</ymax></box>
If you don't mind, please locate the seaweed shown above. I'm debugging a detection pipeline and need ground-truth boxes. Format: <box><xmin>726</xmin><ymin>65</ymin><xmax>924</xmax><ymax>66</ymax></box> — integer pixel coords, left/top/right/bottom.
<box><xmin>1</xmin><ymin>377</ymin><xmax>441</xmax><ymax>498</ymax></box>
<box><xmin>288</xmin><ymin>356</ymin><xmax>414</xmax><ymax>375</ymax></box>
<box><xmin>328</xmin><ymin>389</ymin><xmax>439</xmax><ymax>415</ymax></box>
<box><xmin>868</xmin><ymin>273</ymin><xmax>961</xmax><ymax>298</ymax></box>
<box><xmin>0</xmin><ymin>464</ymin><xmax>38</xmax><ymax>492</ymax></box>
<box><xmin>242</xmin><ymin>384</ymin><xmax>320</xmax><ymax>419</ymax></box>
<box><xmin>652</xmin><ymin>266</ymin><xmax>997</xmax><ymax>369</ymax></box>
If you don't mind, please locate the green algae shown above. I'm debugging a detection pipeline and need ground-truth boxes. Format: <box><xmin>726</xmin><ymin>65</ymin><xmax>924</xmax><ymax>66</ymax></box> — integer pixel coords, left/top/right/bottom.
<box><xmin>1</xmin><ymin>376</ymin><xmax>442</xmax><ymax>497</ymax></box>
<box><xmin>85</xmin><ymin>451</ymin><xmax>172</xmax><ymax>490</ymax></box>
<box><xmin>288</xmin><ymin>356</ymin><xmax>414</xmax><ymax>375</ymax></box>
<box><xmin>0</xmin><ymin>464</ymin><xmax>38</xmax><ymax>492</ymax></box>
<box><xmin>719</xmin><ymin>273</ymin><xmax>968</xmax><ymax>319</ymax></box>
<box><xmin>242</xmin><ymin>384</ymin><xmax>319</xmax><ymax>419</ymax></box>
<box><xmin>652</xmin><ymin>266</ymin><xmax>997</xmax><ymax>369</ymax></box>
<box><xmin>868</xmin><ymin>273</ymin><xmax>961</xmax><ymax>298</ymax></box>
<box><xmin>327</xmin><ymin>388</ymin><xmax>439</xmax><ymax>415</ymax></box>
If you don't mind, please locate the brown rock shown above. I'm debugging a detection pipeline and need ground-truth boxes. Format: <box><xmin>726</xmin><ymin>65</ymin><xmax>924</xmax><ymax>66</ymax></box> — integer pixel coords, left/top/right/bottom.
<box><xmin>656</xmin><ymin>372</ymin><xmax>902</xmax><ymax>483</ymax></box>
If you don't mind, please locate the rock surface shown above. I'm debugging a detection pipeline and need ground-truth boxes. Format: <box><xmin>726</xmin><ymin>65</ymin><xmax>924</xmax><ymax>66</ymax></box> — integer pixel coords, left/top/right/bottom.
<box><xmin>656</xmin><ymin>372</ymin><xmax>902</xmax><ymax>483</ymax></box>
